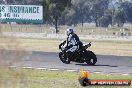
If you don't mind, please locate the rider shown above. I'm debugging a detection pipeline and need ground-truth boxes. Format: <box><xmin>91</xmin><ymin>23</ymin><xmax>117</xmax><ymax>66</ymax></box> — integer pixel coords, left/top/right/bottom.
<box><xmin>63</xmin><ymin>28</ymin><xmax>82</xmax><ymax>52</ymax></box>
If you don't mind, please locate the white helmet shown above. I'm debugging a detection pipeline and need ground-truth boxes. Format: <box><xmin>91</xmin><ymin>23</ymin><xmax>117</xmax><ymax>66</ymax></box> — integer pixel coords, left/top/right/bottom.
<box><xmin>67</xmin><ymin>28</ymin><xmax>74</xmax><ymax>36</ymax></box>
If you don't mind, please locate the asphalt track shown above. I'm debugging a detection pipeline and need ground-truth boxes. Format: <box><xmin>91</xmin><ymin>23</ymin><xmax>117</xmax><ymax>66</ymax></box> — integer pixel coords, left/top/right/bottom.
<box><xmin>0</xmin><ymin>50</ymin><xmax>132</xmax><ymax>74</ymax></box>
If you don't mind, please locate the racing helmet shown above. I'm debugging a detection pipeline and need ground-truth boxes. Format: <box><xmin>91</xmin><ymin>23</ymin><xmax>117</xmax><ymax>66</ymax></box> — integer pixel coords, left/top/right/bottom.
<box><xmin>67</xmin><ymin>28</ymin><xmax>74</xmax><ymax>36</ymax></box>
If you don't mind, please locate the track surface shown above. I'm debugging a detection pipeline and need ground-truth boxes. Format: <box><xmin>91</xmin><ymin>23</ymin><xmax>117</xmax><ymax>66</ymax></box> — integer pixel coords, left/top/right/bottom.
<box><xmin>0</xmin><ymin>51</ymin><xmax>132</xmax><ymax>74</ymax></box>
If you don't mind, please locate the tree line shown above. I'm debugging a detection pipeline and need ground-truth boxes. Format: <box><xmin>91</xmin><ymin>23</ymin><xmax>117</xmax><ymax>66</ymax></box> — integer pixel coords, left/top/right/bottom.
<box><xmin>42</xmin><ymin>0</ymin><xmax>132</xmax><ymax>33</ymax></box>
<box><xmin>1</xmin><ymin>0</ymin><xmax>132</xmax><ymax>33</ymax></box>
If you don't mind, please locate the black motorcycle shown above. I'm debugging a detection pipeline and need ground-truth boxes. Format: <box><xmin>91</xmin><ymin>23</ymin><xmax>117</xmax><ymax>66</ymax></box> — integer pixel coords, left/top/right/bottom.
<box><xmin>59</xmin><ymin>41</ymin><xmax>97</xmax><ymax>65</ymax></box>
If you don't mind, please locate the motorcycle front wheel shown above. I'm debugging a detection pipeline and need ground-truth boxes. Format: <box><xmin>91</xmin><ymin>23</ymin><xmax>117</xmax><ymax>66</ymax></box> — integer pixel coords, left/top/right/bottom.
<box><xmin>59</xmin><ymin>52</ymin><xmax>71</xmax><ymax>64</ymax></box>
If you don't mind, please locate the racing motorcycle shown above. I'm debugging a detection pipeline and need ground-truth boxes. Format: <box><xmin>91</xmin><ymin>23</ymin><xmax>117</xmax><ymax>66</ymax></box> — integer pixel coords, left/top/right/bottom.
<box><xmin>59</xmin><ymin>41</ymin><xmax>97</xmax><ymax>65</ymax></box>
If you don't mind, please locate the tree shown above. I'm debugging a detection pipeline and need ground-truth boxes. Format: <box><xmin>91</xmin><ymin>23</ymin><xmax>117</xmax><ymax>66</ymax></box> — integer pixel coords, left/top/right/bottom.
<box><xmin>72</xmin><ymin>0</ymin><xmax>91</xmax><ymax>27</ymax></box>
<box><xmin>42</xmin><ymin>0</ymin><xmax>50</xmax><ymax>23</ymax></box>
<box><xmin>60</xmin><ymin>8</ymin><xmax>77</xmax><ymax>26</ymax></box>
<box><xmin>42</xmin><ymin>0</ymin><xmax>72</xmax><ymax>33</ymax></box>
<box><xmin>114</xmin><ymin>10</ymin><xmax>125</xmax><ymax>27</ymax></box>
<box><xmin>119</xmin><ymin>1</ymin><xmax>132</xmax><ymax>22</ymax></box>
<box><xmin>90</xmin><ymin>0</ymin><xmax>110</xmax><ymax>27</ymax></box>
<box><xmin>99</xmin><ymin>16</ymin><xmax>112</xmax><ymax>27</ymax></box>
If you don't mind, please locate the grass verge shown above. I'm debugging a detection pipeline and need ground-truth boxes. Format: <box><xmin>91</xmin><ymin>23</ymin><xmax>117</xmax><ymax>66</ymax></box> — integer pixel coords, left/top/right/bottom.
<box><xmin>0</xmin><ymin>37</ymin><xmax>132</xmax><ymax>56</ymax></box>
<box><xmin>0</xmin><ymin>67</ymin><xmax>131</xmax><ymax>88</ymax></box>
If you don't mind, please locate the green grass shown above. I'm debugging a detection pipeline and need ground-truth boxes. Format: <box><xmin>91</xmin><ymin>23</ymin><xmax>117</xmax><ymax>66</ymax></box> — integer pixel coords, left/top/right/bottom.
<box><xmin>0</xmin><ymin>67</ymin><xmax>131</xmax><ymax>88</ymax></box>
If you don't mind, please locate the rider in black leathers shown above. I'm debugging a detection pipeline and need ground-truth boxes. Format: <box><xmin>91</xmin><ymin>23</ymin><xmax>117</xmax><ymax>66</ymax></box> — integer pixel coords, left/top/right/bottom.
<box><xmin>63</xmin><ymin>28</ymin><xmax>82</xmax><ymax>52</ymax></box>
<box><xmin>61</xmin><ymin>28</ymin><xmax>83</xmax><ymax>62</ymax></box>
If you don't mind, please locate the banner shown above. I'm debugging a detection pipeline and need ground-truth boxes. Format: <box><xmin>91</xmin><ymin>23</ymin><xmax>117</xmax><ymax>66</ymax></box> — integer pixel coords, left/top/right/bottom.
<box><xmin>0</xmin><ymin>5</ymin><xmax>43</xmax><ymax>23</ymax></box>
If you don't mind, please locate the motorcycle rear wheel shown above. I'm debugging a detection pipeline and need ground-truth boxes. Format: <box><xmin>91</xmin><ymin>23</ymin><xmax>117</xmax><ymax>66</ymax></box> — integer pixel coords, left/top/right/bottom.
<box><xmin>85</xmin><ymin>51</ymin><xmax>97</xmax><ymax>65</ymax></box>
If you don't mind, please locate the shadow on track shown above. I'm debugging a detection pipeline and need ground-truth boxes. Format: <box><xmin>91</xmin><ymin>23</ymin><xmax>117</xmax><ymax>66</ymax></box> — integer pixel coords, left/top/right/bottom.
<box><xmin>75</xmin><ymin>64</ymin><xmax>118</xmax><ymax>67</ymax></box>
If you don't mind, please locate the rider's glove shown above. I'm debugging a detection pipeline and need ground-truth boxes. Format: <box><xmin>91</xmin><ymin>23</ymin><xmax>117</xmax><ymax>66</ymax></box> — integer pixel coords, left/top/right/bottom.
<box><xmin>88</xmin><ymin>43</ymin><xmax>91</xmax><ymax>47</ymax></box>
<box><xmin>61</xmin><ymin>46</ymin><xmax>67</xmax><ymax>51</ymax></box>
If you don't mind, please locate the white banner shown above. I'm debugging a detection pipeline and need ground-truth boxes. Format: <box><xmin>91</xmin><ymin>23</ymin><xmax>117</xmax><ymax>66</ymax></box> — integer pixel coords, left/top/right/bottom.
<box><xmin>0</xmin><ymin>5</ymin><xmax>43</xmax><ymax>23</ymax></box>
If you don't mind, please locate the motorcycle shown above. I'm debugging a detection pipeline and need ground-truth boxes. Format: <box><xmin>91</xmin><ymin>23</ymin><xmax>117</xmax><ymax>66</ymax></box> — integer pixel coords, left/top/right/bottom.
<box><xmin>59</xmin><ymin>41</ymin><xmax>97</xmax><ymax>65</ymax></box>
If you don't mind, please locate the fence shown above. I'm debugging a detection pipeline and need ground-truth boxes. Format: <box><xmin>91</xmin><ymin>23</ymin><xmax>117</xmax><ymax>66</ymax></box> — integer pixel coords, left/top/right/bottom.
<box><xmin>0</xmin><ymin>23</ymin><xmax>132</xmax><ymax>37</ymax></box>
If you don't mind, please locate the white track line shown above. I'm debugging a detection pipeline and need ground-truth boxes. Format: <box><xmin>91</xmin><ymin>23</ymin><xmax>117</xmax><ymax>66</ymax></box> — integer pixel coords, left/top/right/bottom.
<box><xmin>8</xmin><ymin>66</ymin><xmax>131</xmax><ymax>75</ymax></box>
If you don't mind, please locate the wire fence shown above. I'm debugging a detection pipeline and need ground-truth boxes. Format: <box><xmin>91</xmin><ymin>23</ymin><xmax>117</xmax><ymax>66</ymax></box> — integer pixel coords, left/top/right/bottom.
<box><xmin>0</xmin><ymin>23</ymin><xmax>132</xmax><ymax>36</ymax></box>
